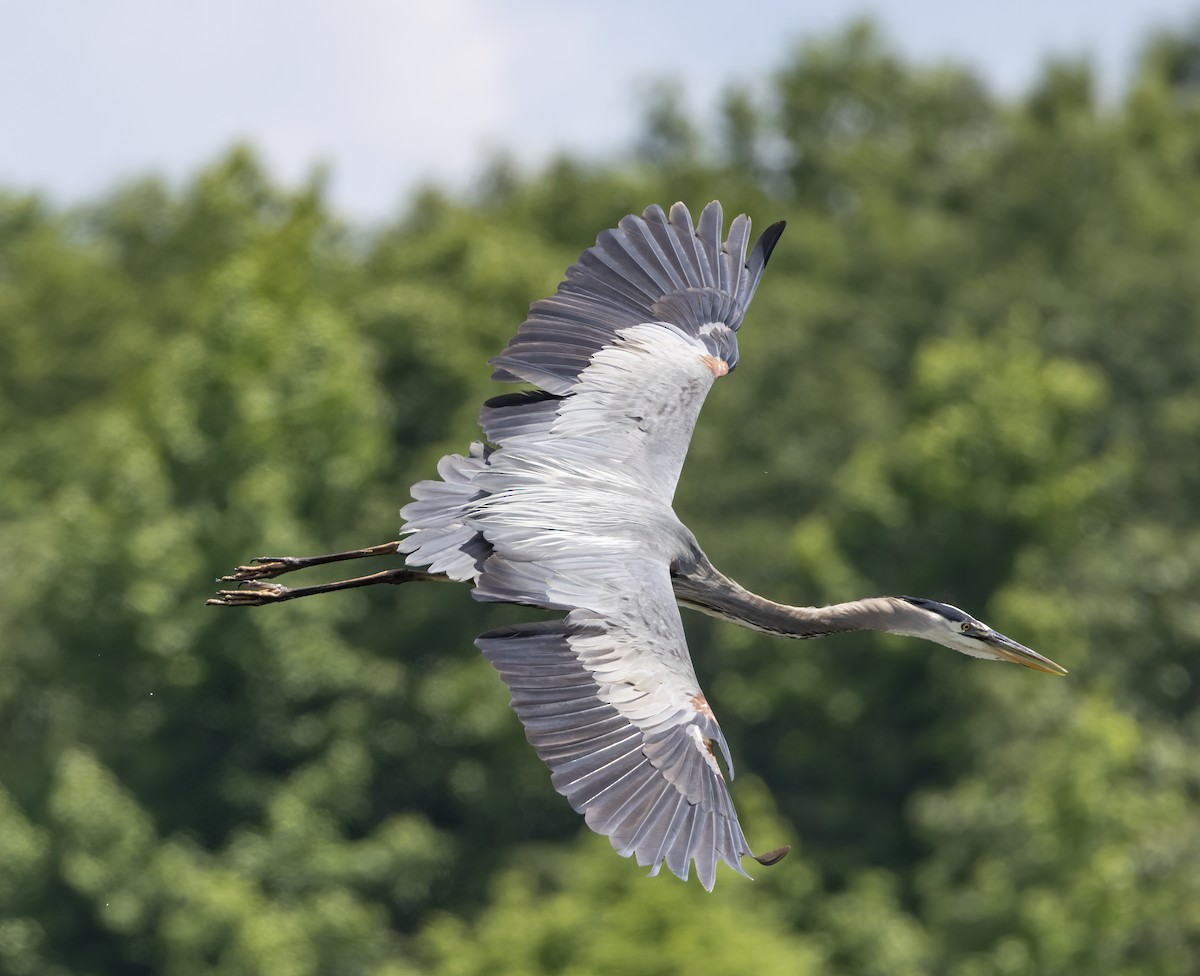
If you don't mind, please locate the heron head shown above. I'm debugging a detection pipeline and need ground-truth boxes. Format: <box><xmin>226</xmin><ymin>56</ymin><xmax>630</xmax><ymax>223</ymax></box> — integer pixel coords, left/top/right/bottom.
<box><xmin>892</xmin><ymin>596</ymin><xmax>1067</xmax><ymax>675</ymax></box>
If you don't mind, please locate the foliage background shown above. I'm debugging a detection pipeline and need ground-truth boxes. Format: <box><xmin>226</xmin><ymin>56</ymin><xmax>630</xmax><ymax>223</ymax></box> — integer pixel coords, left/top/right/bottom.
<box><xmin>2</xmin><ymin>20</ymin><xmax>1199</xmax><ymax>975</ymax></box>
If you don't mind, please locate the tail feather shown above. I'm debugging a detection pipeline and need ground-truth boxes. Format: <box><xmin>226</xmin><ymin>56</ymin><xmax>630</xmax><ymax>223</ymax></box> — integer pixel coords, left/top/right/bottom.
<box><xmin>398</xmin><ymin>441</ymin><xmax>491</xmax><ymax>581</ymax></box>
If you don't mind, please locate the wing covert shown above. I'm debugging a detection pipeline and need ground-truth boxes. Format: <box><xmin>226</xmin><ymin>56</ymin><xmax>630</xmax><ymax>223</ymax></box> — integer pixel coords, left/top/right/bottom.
<box><xmin>479</xmin><ymin>321</ymin><xmax>731</xmax><ymax>501</ymax></box>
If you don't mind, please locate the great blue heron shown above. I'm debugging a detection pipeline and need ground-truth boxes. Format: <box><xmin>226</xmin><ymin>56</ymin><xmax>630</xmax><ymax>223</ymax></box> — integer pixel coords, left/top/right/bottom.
<box><xmin>210</xmin><ymin>201</ymin><xmax>1067</xmax><ymax>890</ymax></box>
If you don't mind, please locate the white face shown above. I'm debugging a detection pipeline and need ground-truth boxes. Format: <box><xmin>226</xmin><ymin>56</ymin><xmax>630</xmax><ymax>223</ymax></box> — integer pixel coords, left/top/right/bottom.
<box><xmin>929</xmin><ymin>615</ymin><xmax>1010</xmax><ymax>661</ymax></box>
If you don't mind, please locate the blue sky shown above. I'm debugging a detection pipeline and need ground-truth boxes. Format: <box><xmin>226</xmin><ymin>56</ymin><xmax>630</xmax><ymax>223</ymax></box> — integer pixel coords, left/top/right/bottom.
<box><xmin>3</xmin><ymin>1</ymin><xmax>1196</xmax><ymax>220</ymax></box>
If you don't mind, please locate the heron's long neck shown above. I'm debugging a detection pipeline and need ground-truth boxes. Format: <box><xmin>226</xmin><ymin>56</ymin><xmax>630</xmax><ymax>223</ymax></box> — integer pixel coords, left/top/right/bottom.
<box><xmin>672</xmin><ymin>559</ymin><xmax>905</xmax><ymax>639</ymax></box>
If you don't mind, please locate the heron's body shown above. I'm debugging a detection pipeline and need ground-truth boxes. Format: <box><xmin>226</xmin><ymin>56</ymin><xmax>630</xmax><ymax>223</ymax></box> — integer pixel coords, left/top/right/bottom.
<box><xmin>212</xmin><ymin>201</ymin><xmax>1067</xmax><ymax>891</ymax></box>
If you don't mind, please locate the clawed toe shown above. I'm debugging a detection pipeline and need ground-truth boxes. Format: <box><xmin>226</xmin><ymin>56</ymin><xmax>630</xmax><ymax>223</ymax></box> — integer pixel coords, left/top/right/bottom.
<box><xmin>218</xmin><ymin>557</ymin><xmax>300</xmax><ymax>582</ymax></box>
<box><xmin>206</xmin><ymin>581</ymin><xmax>291</xmax><ymax>606</ymax></box>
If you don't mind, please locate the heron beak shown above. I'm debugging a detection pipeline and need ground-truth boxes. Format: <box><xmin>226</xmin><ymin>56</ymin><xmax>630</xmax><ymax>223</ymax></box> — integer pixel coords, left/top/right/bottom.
<box><xmin>984</xmin><ymin>630</ymin><xmax>1068</xmax><ymax>676</ymax></box>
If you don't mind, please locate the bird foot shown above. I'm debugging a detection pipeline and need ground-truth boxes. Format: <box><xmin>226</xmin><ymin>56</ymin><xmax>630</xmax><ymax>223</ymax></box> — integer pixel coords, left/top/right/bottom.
<box><xmin>206</xmin><ymin>581</ymin><xmax>293</xmax><ymax>606</ymax></box>
<box><xmin>219</xmin><ymin>557</ymin><xmax>308</xmax><ymax>582</ymax></box>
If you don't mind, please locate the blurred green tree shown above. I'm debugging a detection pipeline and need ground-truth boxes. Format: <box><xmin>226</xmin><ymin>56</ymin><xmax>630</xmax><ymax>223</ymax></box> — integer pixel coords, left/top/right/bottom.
<box><xmin>1</xmin><ymin>19</ymin><xmax>1198</xmax><ymax>976</ymax></box>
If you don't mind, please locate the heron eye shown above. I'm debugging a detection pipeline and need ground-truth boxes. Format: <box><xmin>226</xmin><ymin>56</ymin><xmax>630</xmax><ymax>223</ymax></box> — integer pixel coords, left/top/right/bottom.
<box><xmin>961</xmin><ymin>622</ymin><xmax>972</xmax><ymax>633</ymax></box>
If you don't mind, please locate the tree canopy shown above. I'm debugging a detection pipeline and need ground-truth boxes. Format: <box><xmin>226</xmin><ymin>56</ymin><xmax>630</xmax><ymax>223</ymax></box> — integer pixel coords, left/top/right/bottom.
<box><xmin>2</xmin><ymin>20</ymin><xmax>1199</xmax><ymax>975</ymax></box>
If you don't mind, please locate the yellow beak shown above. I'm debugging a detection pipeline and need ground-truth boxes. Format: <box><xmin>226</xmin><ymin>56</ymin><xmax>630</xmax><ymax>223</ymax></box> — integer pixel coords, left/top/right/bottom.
<box><xmin>985</xmin><ymin>631</ymin><xmax>1068</xmax><ymax>676</ymax></box>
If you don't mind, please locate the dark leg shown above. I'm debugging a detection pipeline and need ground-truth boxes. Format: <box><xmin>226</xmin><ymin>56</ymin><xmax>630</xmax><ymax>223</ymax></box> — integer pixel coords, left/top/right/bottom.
<box><xmin>218</xmin><ymin>541</ymin><xmax>405</xmax><ymax>582</ymax></box>
<box><xmin>207</xmin><ymin>567</ymin><xmax>451</xmax><ymax>607</ymax></box>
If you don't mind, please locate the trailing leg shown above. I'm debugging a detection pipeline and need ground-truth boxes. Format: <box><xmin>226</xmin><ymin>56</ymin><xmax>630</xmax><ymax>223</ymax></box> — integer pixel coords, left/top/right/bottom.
<box><xmin>217</xmin><ymin>541</ymin><xmax>405</xmax><ymax>582</ymax></box>
<box><xmin>207</xmin><ymin>567</ymin><xmax>451</xmax><ymax>607</ymax></box>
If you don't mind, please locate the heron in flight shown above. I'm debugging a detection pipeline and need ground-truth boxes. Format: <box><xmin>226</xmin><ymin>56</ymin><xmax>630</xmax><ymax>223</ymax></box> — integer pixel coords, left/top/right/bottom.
<box><xmin>211</xmin><ymin>201</ymin><xmax>1067</xmax><ymax>890</ymax></box>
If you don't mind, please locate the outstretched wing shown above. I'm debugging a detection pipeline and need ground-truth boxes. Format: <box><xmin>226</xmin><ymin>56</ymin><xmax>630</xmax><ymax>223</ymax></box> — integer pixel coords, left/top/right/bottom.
<box><xmin>480</xmin><ymin>201</ymin><xmax>785</xmax><ymax>502</ymax></box>
<box><xmin>477</xmin><ymin>555</ymin><xmax>770</xmax><ymax>890</ymax></box>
